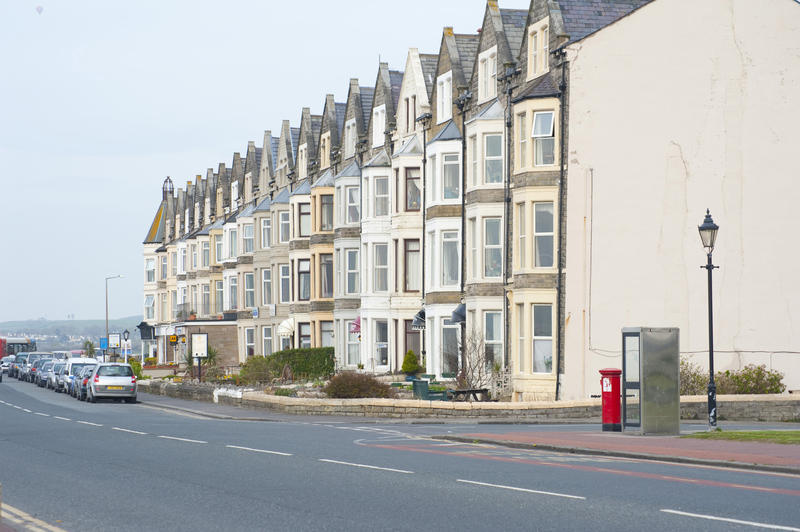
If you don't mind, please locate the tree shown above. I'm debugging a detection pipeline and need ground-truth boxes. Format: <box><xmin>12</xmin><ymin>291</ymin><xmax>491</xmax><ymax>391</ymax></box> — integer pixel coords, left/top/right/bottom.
<box><xmin>401</xmin><ymin>350</ymin><xmax>421</xmax><ymax>375</ymax></box>
<box><xmin>83</xmin><ymin>340</ymin><xmax>96</xmax><ymax>357</ymax></box>
<box><xmin>457</xmin><ymin>330</ymin><xmax>511</xmax><ymax>399</ymax></box>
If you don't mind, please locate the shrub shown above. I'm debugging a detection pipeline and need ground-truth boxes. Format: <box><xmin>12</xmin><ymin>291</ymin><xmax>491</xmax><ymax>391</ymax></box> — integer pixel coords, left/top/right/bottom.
<box><xmin>273</xmin><ymin>388</ymin><xmax>295</xmax><ymax>397</ymax></box>
<box><xmin>128</xmin><ymin>358</ymin><xmax>143</xmax><ymax>380</ymax></box>
<box><xmin>144</xmin><ymin>357</ymin><xmax>158</xmax><ymax>367</ymax></box>
<box><xmin>325</xmin><ymin>372</ymin><xmax>395</xmax><ymax>399</ymax></box>
<box><xmin>271</xmin><ymin>347</ymin><xmax>335</xmax><ymax>380</ymax></box>
<box><xmin>401</xmin><ymin>350</ymin><xmax>421</xmax><ymax>375</ymax></box>
<box><xmin>239</xmin><ymin>356</ymin><xmax>281</xmax><ymax>385</ymax></box>
<box><xmin>680</xmin><ymin>358</ymin><xmax>786</xmax><ymax>395</ymax></box>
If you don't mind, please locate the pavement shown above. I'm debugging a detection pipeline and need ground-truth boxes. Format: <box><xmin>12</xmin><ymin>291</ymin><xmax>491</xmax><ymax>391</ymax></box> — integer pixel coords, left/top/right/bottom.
<box><xmin>139</xmin><ymin>390</ymin><xmax>800</xmax><ymax>475</ymax></box>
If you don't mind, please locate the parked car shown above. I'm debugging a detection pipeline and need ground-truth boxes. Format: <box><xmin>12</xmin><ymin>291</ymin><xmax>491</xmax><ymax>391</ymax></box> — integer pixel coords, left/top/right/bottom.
<box><xmin>21</xmin><ymin>353</ymin><xmax>50</xmax><ymax>382</ymax></box>
<box><xmin>1</xmin><ymin>355</ymin><xmax>15</xmax><ymax>375</ymax></box>
<box><xmin>29</xmin><ymin>357</ymin><xmax>52</xmax><ymax>385</ymax></box>
<box><xmin>10</xmin><ymin>353</ymin><xmax>29</xmax><ymax>378</ymax></box>
<box><xmin>65</xmin><ymin>358</ymin><xmax>98</xmax><ymax>395</ymax></box>
<box><xmin>55</xmin><ymin>365</ymin><xmax>70</xmax><ymax>392</ymax></box>
<box><xmin>74</xmin><ymin>365</ymin><xmax>97</xmax><ymax>401</ymax></box>
<box><xmin>86</xmin><ymin>363</ymin><xmax>137</xmax><ymax>403</ymax></box>
<box><xmin>36</xmin><ymin>361</ymin><xmax>55</xmax><ymax>387</ymax></box>
<box><xmin>46</xmin><ymin>363</ymin><xmax>65</xmax><ymax>390</ymax></box>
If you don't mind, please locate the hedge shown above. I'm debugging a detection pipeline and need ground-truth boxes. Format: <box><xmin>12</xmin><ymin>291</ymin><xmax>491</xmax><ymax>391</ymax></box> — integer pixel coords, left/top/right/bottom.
<box><xmin>239</xmin><ymin>347</ymin><xmax>335</xmax><ymax>384</ymax></box>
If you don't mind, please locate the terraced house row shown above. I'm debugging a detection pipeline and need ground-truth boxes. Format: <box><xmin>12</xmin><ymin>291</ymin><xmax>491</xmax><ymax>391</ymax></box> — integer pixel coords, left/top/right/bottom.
<box><xmin>142</xmin><ymin>0</ymin><xmax>800</xmax><ymax>400</ymax></box>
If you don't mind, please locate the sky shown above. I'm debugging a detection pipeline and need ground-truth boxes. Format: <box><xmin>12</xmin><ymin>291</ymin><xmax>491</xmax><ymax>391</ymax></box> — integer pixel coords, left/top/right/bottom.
<box><xmin>0</xmin><ymin>0</ymin><xmax>530</xmax><ymax>322</ymax></box>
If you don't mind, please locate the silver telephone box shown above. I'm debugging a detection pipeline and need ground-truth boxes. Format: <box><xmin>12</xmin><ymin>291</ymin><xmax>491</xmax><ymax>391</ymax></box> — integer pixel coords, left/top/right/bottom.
<box><xmin>622</xmin><ymin>327</ymin><xmax>680</xmax><ymax>435</ymax></box>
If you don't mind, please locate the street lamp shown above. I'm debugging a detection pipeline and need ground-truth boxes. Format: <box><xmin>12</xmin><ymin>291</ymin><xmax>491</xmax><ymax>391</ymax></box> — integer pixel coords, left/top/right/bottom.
<box><xmin>698</xmin><ymin>209</ymin><xmax>719</xmax><ymax>428</ymax></box>
<box><xmin>105</xmin><ymin>274</ymin><xmax>123</xmax><ymax>360</ymax></box>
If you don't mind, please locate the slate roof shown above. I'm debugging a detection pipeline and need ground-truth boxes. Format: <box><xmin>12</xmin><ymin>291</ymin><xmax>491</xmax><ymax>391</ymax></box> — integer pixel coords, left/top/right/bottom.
<box><xmin>335</xmin><ymin>102</ymin><xmax>347</xmax><ymax>137</ymax></box>
<box><xmin>389</xmin><ymin>70</ymin><xmax>404</xmax><ymax>109</ymax></box>
<box><xmin>290</xmin><ymin>127</ymin><xmax>301</xmax><ymax>155</ymax></box>
<box><xmin>311</xmin><ymin>168</ymin><xmax>334</xmax><ymax>188</ymax></box>
<box><xmin>557</xmin><ymin>0</ymin><xmax>652</xmax><ymax>43</ymax></box>
<box><xmin>254</xmin><ymin>147</ymin><xmax>263</xmax><ymax>175</ymax></box>
<box><xmin>238</xmin><ymin>203</ymin><xmax>256</xmax><ymax>218</ymax></box>
<box><xmin>513</xmin><ymin>74</ymin><xmax>560</xmax><ymax>101</ymax></box>
<box><xmin>359</xmin><ymin>87</ymin><xmax>375</xmax><ymax>130</ymax></box>
<box><xmin>474</xmin><ymin>99</ymin><xmax>504</xmax><ymax>120</ymax></box>
<box><xmin>454</xmin><ymin>34</ymin><xmax>480</xmax><ymax>82</ymax></box>
<box><xmin>272</xmin><ymin>188</ymin><xmax>290</xmax><ymax>204</ymax></box>
<box><xmin>429</xmin><ymin>120</ymin><xmax>461</xmax><ymax>143</ymax></box>
<box><xmin>310</xmin><ymin>115</ymin><xmax>323</xmax><ymax>151</ymax></box>
<box><xmin>500</xmin><ymin>8</ymin><xmax>528</xmax><ymax>58</ymax></box>
<box><xmin>270</xmin><ymin>138</ymin><xmax>280</xmax><ymax>171</ymax></box>
<box><xmin>419</xmin><ymin>54</ymin><xmax>438</xmax><ymax>97</ymax></box>
<box><xmin>335</xmin><ymin>159</ymin><xmax>361</xmax><ymax>179</ymax></box>
<box><xmin>143</xmin><ymin>202</ymin><xmax>166</xmax><ymax>244</ymax></box>
<box><xmin>196</xmin><ymin>223</ymin><xmax>212</xmax><ymax>236</ymax></box>
<box><xmin>254</xmin><ymin>196</ymin><xmax>271</xmax><ymax>212</ymax></box>
<box><xmin>291</xmin><ymin>179</ymin><xmax>311</xmax><ymax>196</ymax></box>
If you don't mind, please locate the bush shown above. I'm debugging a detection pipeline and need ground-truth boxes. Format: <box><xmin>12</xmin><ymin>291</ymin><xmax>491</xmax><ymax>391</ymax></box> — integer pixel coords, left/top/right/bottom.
<box><xmin>271</xmin><ymin>347</ymin><xmax>335</xmax><ymax>380</ymax></box>
<box><xmin>680</xmin><ymin>359</ymin><xmax>785</xmax><ymax>395</ymax></box>
<box><xmin>401</xmin><ymin>350</ymin><xmax>421</xmax><ymax>375</ymax></box>
<box><xmin>273</xmin><ymin>388</ymin><xmax>295</xmax><ymax>397</ymax></box>
<box><xmin>144</xmin><ymin>357</ymin><xmax>158</xmax><ymax>367</ymax></box>
<box><xmin>239</xmin><ymin>356</ymin><xmax>281</xmax><ymax>385</ymax></box>
<box><xmin>325</xmin><ymin>372</ymin><xmax>395</xmax><ymax>399</ymax></box>
<box><xmin>128</xmin><ymin>358</ymin><xmax>143</xmax><ymax>380</ymax></box>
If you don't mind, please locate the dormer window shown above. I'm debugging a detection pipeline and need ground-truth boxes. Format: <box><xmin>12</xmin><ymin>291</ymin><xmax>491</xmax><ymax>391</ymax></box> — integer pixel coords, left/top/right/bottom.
<box><xmin>403</xmin><ymin>96</ymin><xmax>417</xmax><ymax>133</ymax></box>
<box><xmin>344</xmin><ymin>119</ymin><xmax>356</xmax><ymax>159</ymax></box>
<box><xmin>527</xmin><ymin>18</ymin><xmax>550</xmax><ymax>80</ymax></box>
<box><xmin>372</xmin><ymin>105</ymin><xmax>386</xmax><ymax>148</ymax></box>
<box><xmin>436</xmin><ymin>71</ymin><xmax>453</xmax><ymax>123</ymax></box>
<box><xmin>478</xmin><ymin>47</ymin><xmax>498</xmax><ymax>102</ymax></box>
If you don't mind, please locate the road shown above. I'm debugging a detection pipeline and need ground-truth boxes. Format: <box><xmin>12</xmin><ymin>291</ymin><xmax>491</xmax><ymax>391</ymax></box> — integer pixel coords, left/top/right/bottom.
<box><xmin>1</xmin><ymin>379</ymin><xmax>799</xmax><ymax>531</ymax></box>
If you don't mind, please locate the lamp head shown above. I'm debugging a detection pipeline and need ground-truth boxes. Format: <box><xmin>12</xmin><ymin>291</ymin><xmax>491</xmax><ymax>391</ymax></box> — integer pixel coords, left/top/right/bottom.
<box><xmin>698</xmin><ymin>209</ymin><xmax>719</xmax><ymax>253</ymax></box>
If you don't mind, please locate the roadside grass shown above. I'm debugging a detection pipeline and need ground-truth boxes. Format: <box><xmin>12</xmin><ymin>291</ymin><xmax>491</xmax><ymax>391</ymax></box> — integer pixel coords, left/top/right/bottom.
<box><xmin>683</xmin><ymin>430</ymin><xmax>800</xmax><ymax>445</ymax></box>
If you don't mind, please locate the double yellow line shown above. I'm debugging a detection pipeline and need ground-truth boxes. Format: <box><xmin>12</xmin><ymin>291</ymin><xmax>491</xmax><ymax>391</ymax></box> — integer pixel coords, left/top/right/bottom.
<box><xmin>1</xmin><ymin>503</ymin><xmax>66</xmax><ymax>532</ymax></box>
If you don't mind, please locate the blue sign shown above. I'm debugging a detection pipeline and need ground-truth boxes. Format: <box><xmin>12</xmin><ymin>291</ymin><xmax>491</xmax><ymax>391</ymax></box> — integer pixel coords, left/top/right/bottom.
<box><xmin>99</xmin><ymin>337</ymin><xmax>108</xmax><ymax>350</ymax></box>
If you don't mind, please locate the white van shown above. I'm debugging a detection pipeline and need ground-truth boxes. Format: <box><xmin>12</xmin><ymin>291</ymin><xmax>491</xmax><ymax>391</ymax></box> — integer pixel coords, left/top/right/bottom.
<box><xmin>64</xmin><ymin>357</ymin><xmax>98</xmax><ymax>394</ymax></box>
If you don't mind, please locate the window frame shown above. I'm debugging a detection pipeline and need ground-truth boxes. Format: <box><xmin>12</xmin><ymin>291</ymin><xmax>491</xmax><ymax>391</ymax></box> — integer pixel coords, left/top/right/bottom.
<box><xmin>262</xmin><ymin>326</ymin><xmax>273</xmax><ymax>356</ymax></box>
<box><xmin>260</xmin><ymin>218</ymin><xmax>271</xmax><ymax>249</ymax></box>
<box><xmin>320</xmin><ymin>195</ymin><xmax>334</xmax><ymax>231</ymax></box>
<box><xmin>279</xmin><ymin>211</ymin><xmax>290</xmax><ymax>243</ymax></box>
<box><xmin>262</xmin><ymin>267</ymin><xmax>272</xmax><ymax>305</ymax></box>
<box><xmin>244</xmin><ymin>327</ymin><xmax>255</xmax><ymax>357</ymax></box>
<box><xmin>298</xmin><ymin>202</ymin><xmax>311</xmax><ymax>237</ymax></box>
<box><xmin>442</xmin><ymin>153</ymin><xmax>460</xmax><ymax>199</ymax></box>
<box><xmin>144</xmin><ymin>295</ymin><xmax>155</xmax><ymax>320</ymax></box>
<box><xmin>242</xmin><ymin>223</ymin><xmax>254</xmax><ymax>253</ymax></box>
<box><xmin>483</xmin><ymin>217</ymin><xmax>502</xmax><ymax>278</ymax></box>
<box><xmin>403</xmin><ymin>239</ymin><xmax>420</xmax><ymax>292</ymax></box>
<box><xmin>532</xmin><ymin>303</ymin><xmax>553</xmax><ymax>373</ymax></box>
<box><xmin>279</xmin><ymin>264</ymin><xmax>290</xmax><ymax>304</ymax></box>
<box><xmin>484</xmin><ymin>134</ymin><xmax>503</xmax><ymax>184</ymax></box>
<box><xmin>517</xmin><ymin>203</ymin><xmax>527</xmax><ymax>269</ymax></box>
<box><xmin>244</xmin><ymin>272</ymin><xmax>255</xmax><ymax>308</ymax></box>
<box><xmin>297</xmin><ymin>259</ymin><xmax>310</xmax><ymax>301</ymax></box>
<box><xmin>441</xmin><ymin>230</ymin><xmax>459</xmax><ymax>286</ymax></box>
<box><xmin>534</xmin><ymin>202</ymin><xmax>555</xmax><ymax>268</ymax></box>
<box><xmin>228</xmin><ymin>275</ymin><xmax>238</xmax><ymax>310</ymax></box>
<box><xmin>373</xmin><ymin>243</ymin><xmax>388</xmax><ymax>292</ymax></box>
<box><xmin>145</xmin><ymin>259</ymin><xmax>155</xmax><ymax>283</ymax></box>
<box><xmin>345</xmin><ymin>249</ymin><xmax>360</xmax><ymax>295</ymax></box>
<box><xmin>346</xmin><ymin>186</ymin><xmax>360</xmax><ymax>224</ymax></box>
<box><xmin>532</xmin><ymin>111</ymin><xmax>556</xmax><ymax>167</ymax></box>
<box><xmin>374</xmin><ymin>177</ymin><xmax>389</xmax><ymax>217</ymax></box>
<box><xmin>484</xmin><ymin>310</ymin><xmax>503</xmax><ymax>367</ymax></box>
<box><xmin>320</xmin><ymin>253</ymin><xmax>333</xmax><ymax>298</ymax></box>
<box><xmin>405</xmin><ymin>167</ymin><xmax>421</xmax><ymax>212</ymax></box>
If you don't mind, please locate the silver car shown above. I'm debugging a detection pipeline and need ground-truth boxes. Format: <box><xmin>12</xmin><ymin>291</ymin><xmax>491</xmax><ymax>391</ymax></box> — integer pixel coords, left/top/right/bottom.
<box><xmin>47</xmin><ymin>363</ymin><xmax>65</xmax><ymax>389</ymax></box>
<box><xmin>86</xmin><ymin>363</ymin><xmax>137</xmax><ymax>403</ymax></box>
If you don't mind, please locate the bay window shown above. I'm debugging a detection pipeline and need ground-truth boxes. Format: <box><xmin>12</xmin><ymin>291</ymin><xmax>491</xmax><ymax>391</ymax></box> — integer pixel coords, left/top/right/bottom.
<box><xmin>484</xmin><ymin>311</ymin><xmax>502</xmax><ymax>367</ymax></box>
<box><xmin>375</xmin><ymin>320</ymin><xmax>388</xmax><ymax>365</ymax></box>
<box><xmin>534</xmin><ymin>202</ymin><xmax>554</xmax><ymax>267</ymax></box>
<box><xmin>279</xmin><ymin>211</ymin><xmax>290</xmax><ymax>243</ymax></box>
<box><xmin>517</xmin><ymin>114</ymin><xmax>527</xmax><ymax>168</ymax></box>
<box><xmin>374</xmin><ymin>177</ymin><xmax>389</xmax><ymax>217</ymax></box>
<box><xmin>484</xmin><ymin>134</ymin><xmax>502</xmax><ymax>183</ymax></box>
<box><xmin>245</xmin><ymin>327</ymin><xmax>254</xmax><ymax>357</ymax></box>
<box><xmin>201</xmin><ymin>241</ymin><xmax>209</xmax><ymax>267</ymax></box>
<box><xmin>242</xmin><ymin>224</ymin><xmax>254</xmax><ymax>253</ymax></box>
<box><xmin>279</xmin><ymin>264</ymin><xmax>290</xmax><ymax>303</ymax></box>
<box><xmin>442</xmin><ymin>319</ymin><xmax>459</xmax><ymax>375</ymax></box>
<box><xmin>532</xmin><ymin>111</ymin><xmax>555</xmax><ymax>166</ymax></box>
<box><xmin>405</xmin><ymin>168</ymin><xmax>420</xmax><ymax>211</ymax></box>
<box><xmin>298</xmin><ymin>259</ymin><xmax>310</xmax><ymax>301</ymax></box>
<box><xmin>215</xmin><ymin>281</ymin><xmax>223</xmax><ymax>313</ymax></box>
<box><xmin>321</xmin><ymin>195</ymin><xmax>333</xmax><ymax>230</ymax></box>
<box><xmin>160</xmin><ymin>256</ymin><xmax>167</xmax><ymax>280</ymax></box>
<box><xmin>261</xmin><ymin>218</ymin><xmax>271</xmax><ymax>248</ymax></box>
<box><xmin>298</xmin><ymin>203</ymin><xmax>311</xmax><ymax>237</ymax></box>
<box><xmin>441</xmin><ymin>231</ymin><xmax>459</xmax><ymax>286</ymax></box>
<box><xmin>320</xmin><ymin>254</ymin><xmax>333</xmax><ymax>298</ymax></box>
<box><xmin>443</xmin><ymin>154</ymin><xmax>460</xmax><ymax>199</ymax></box>
<box><xmin>191</xmin><ymin>244</ymin><xmax>197</xmax><ymax>269</ymax></box>
<box><xmin>145</xmin><ymin>259</ymin><xmax>155</xmax><ymax>283</ymax></box>
<box><xmin>346</xmin><ymin>186</ymin><xmax>360</xmax><ymax>224</ymax></box>
<box><xmin>321</xmin><ymin>321</ymin><xmax>333</xmax><ymax>347</ymax></box>
<box><xmin>404</xmin><ymin>239</ymin><xmax>420</xmax><ymax>292</ymax></box>
<box><xmin>228</xmin><ymin>229</ymin><xmax>237</xmax><ymax>258</ymax></box>
<box><xmin>214</xmin><ymin>237</ymin><xmax>222</xmax><ymax>264</ymax></box>
<box><xmin>484</xmin><ymin>218</ymin><xmax>502</xmax><ymax>278</ymax></box>
<box><xmin>244</xmin><ymin>272</ymin><xmax>254</xmax><ymax>308</ymax></box>
<box><xmin>202</xmin><ymin>284</ymin><xmax>210</xmax><ymax>315</ymax></box>
<box><xmin>517</xmin><ymin>204</ymin><xmax>526</xmax><ymax>268</ymax></box>
<box><xmin>374</xmin><ymin>244</ymin><xmax>388</xmax><ymax>292</ymax></box>
<box><xmin>347</xmin><ymin>321</ymin><xmax>360</xmax><ymax>365</ymax></box>
<box><xmin>346</xmin><ymin>249</ymin><xmax>359</xmax><ymax>295</ymax></box>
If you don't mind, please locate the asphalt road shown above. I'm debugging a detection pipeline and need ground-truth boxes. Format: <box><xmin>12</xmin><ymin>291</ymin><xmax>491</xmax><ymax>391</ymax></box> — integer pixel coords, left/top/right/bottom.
<box><xmin>1</xmin><ymin>379</ymin><xmax>799</xmax><ymax>532</ymax></box>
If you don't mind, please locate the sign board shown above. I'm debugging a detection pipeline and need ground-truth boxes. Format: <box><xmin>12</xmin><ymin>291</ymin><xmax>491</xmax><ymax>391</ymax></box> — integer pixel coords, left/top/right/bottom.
<box><xmin>169</xmin><ymin>335</ymin><xmax>178</xmax><ymax>345</ymax></box>
<box><xmin>191</xmin><ymin>333</ymin><xmax>208</xmax><ymax>358</ymax></box>
<box><xmin>99</xmin><ymin>337</ymin><xmax>108</xmax><ymax>350</ymax></box>
<box><xmin>109</xmin><ymin>333</ymin><xmax>121</xmax><ymax>349</ymax></box>
<box><xmin>180</xmin><ymin>335</ymin><xmax>187</xmax><ymax>344</ymax></box>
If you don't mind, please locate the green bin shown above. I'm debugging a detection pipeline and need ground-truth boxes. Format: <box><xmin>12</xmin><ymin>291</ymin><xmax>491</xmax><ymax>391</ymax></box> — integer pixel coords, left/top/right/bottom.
<box><xmin>412</xmin><ymin>379</ymin><xmax>429</xmax><ymax>400</ymax></box>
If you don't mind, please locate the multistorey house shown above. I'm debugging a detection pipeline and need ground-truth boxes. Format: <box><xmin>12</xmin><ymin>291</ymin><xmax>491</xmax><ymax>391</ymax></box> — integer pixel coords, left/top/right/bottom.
<box><xmin>389</xmin><ymin>48</ymin><xmax>437</xmax><ymax>372</ymax></box>
<box><xmin>359</xmin><ymin>63</ymin><xmax>403</xmax><ymax>373</ymax></box>
<box><xmin>143</xmin><ymin>0</ymin><xmax>800</xmax><ymax>397</ymax></box>
<box><xmin>463</xmin><ymin>4</ymin><xmax>527</xmax><ymax>380</ymax></box>
<box><xmin>423</xmin><ymin>27</ymin><xmax>479</xmax><ymax>376</ymax></box>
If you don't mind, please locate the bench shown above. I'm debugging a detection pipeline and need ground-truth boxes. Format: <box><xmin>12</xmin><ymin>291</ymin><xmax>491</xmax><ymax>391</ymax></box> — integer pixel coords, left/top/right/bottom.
<box><xmin>449</xmin><ymin>388</ymin><xmax>490</xmax><ymax>402</ymax></box>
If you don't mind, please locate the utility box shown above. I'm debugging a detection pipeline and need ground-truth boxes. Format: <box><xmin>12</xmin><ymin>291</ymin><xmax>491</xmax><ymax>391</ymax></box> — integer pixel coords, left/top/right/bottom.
<box><xmin>621</xmin><ymin>327</ymin><xmax>680</xmax><ymax>435</ymax></box>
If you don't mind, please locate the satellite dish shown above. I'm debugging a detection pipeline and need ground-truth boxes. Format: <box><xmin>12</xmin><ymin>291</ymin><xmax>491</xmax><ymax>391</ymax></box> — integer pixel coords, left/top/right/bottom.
<box><xmin>36</xmin><ymin>6</ymin><xmax>43</xmax><ymax>15</ymax></box>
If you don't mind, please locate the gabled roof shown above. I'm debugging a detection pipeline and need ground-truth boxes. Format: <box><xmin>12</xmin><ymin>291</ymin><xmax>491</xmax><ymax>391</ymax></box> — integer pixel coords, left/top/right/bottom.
<box><xmin>429</xmin><ymin>120</ymin><xmax>461</xmax><ymax>143</ymax></box>
<box><xmin>335</xmin><ymin>102</ymin><xmax>347</xmax><ymax>137</ymax></box>
<box><xmin>365</xmin><ymin>149</ymin><xmax>391</xmax><ymax>167</ymax></box>
<box><xmin>359</xmin><ymin>86</ymin><xmax>375</xmax><ymax>130</ymax></box>
<box><xmin>555</xmin><ymin>0</ymin><xmax>652</xmax><ymax>44</ymax></box>
<box><xmin>334</xmin><ymin>159</ymin><xmax>361</xmax><ymax>180</ymax></box>
<box><xmin>272</xmin><ymin>188</ymin><xmax>290</xmax><ymax>204</ymax></box>
<box><xmin>311</xmin><ymin>168</ymin><xmax>335</xmax><ymax>188</ymax></box>
<box><xmin>393</xmin><ymin>134</ymin><xmax>423</xmax><ymax>157</ymax></box>
<box><xmin>500</xmin><ymin>8</ymin><xmax>527</xmax><ymax>59</ymax></box>
<box><xmin>454</xmin><ymin>34</ymin><xmax>480</xmax><ymax>82</ymax></box>
<box><xmin>270</xmin><ymin>137</ymin><xmax>280</xmax><ymax>171</ymax></box>
<box><xmin>513</xmin><ymin>74</ymin><xmax>559</xmax><ymax>101</ymax></box>
<box><xmin>473</xmin><ymin>99</ymin><xmax>504</xmax><ymax>120</ymax></box>
<box><xmin>290</xmin><ymin>179</ymin><xmax>311</xmax><ymax>196</ymax></box>
<box><xmin>143</xmin><ymin>202</ymin><xmax>166</xmax><ymax>244</ymax></box>
<box><xmin>419</xmin><ymin>54</ymin><xmax>438</xmax><ymax>97</ymax></box>
<box><xmin>290</xmin><ymin>127</ymin><xmax>300</xmax><ymax>156</ymax></box>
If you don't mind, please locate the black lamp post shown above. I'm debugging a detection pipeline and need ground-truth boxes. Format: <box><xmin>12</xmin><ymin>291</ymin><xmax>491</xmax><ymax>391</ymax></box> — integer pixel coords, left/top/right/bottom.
<box><xmin>698</xmin><ymin>209</ymin><xmax>719</xmax><ymax>428</ymax></box>
<box><xmin>412</xmin><ymin>113</ymin><xmax>433</xmax><ymax>369</ymax></box>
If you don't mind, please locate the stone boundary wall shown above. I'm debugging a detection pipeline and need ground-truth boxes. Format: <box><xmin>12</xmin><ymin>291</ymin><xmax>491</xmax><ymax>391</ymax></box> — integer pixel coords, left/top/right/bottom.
<box><xmin>138</xmin><ymin>381</ymin><xmax>800</xmax><ymax>421</ymax></box>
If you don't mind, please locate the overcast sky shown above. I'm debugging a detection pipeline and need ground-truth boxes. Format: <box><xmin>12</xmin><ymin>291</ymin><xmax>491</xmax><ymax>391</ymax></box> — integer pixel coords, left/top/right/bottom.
<box><xmin>0</xmin><ymin>0</ymin><xmax>530</xmax><ymax>322</ymax></box>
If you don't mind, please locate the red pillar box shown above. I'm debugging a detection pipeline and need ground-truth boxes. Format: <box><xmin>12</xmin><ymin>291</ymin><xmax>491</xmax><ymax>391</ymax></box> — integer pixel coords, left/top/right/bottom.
<box><xmin>600</xmin><ymin>368</ymin><xmax>622</xmax><ymax>432</ymax></box>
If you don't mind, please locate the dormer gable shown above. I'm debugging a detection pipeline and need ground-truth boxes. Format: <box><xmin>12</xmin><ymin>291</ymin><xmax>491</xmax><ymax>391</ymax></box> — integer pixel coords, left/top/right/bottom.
<box><xmin>243</xmin><ymin>141</ymin><xmax>260</xmax><ymax>203</ymax></box>
<box><xmin>431</xmin><ymin>27</ymin><xmax>479</xmax><ymax>130</ymax></box>
<box><xmin>297</xmin><ymin>107</ymin><xmax>322</xmax><ymax>181</ymax></box>
<box><xmin>396</xmin><ymin>49</ymin><xmax>436</xmax><ymax>138</ymax></box>
<box><xmin>318</xmin><ymin>94</ymin><xmax>346</xmax><ymax>172</ymax></box>
<box><xmin>230</xmin><ymin>152</ymin><xmax>243</xmax><ymax>211</ymax></box>
<box><xmin>367</xmin><ymin>62</ymin><xmax>404</xmax><ymax>152</ymax></box>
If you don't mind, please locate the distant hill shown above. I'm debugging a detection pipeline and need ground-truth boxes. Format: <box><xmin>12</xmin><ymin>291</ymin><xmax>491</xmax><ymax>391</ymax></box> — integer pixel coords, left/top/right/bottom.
<box><xmin>0</xmin><ymin>315</ymin><xmax>144</xmax><ymax>352</ymax></box>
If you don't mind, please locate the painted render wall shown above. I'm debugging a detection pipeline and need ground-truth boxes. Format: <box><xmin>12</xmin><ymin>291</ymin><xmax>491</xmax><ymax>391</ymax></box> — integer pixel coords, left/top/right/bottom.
<box><xmin>562</xmin><ymin>0</ymin><xmax>800</xmax><ymax>399</ymax></box>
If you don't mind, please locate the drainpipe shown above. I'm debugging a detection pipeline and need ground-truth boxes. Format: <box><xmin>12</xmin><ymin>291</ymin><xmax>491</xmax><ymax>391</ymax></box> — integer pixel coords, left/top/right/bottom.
<box><xmin>500</xmin><ymin>62</ymin><xmax>519</xmax><ymax>370</ymax></box>
<box><xmin>555</xmin><ymin>48</ymin><xmax>568</xmax><ymax>401</ymax></box>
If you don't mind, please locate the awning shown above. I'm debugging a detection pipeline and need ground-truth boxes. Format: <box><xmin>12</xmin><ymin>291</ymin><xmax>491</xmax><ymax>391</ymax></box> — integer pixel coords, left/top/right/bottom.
<box><xmin>349</xmin><ymin>316</ymin><xmax>361</xmax><ymax>333</ymax></box>
<box><xmin>276</xmin><ymin>319</ymin><xmax>294</xmax><ymax>337</ymax></box>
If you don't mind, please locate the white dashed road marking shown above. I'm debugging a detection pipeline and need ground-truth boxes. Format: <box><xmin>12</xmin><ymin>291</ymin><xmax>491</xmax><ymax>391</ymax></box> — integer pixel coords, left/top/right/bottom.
<box><xmin>226</xmin><ymin>445</ymin><xmax>293</xmax><ymax>456</ymax></box>
<box><xmin>457</xmin><ymin>479</ymin><xmax>585</xmax><ymax>500</ymax></box>
<box><xmin>54</xmin><ymin>416</ymin><xmax>71</xmax><ymax>421</ymax></box>
<box><xmin>660</xmin><ymin>509</ymin><xmax>800</xmax><ymax>531</ymax></box>
<box><xmin>113</xmin><ymin>427</ymin><xmax>148</xmax><ymax>435</ymax></box>
<box><xmin>158</xmin><ymin>435</ymin><xmax>208</xmax><ymax>444</ymax></box>
<box><xmin>76</xmin><ymin>421</ymin><xmax>103</xmax><ymax>427</ymax></box>
<box><xmin>318</xmin><ymin>459</ymin><xmax>413</xmax><ymax>474</ymax></box>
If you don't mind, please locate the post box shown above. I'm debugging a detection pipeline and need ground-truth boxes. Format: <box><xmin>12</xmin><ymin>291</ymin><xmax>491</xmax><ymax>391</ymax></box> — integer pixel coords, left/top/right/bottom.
<box><xmin>600</xmin><ymin>368</ymin><xmax>622</xmax><ymax>431</ymax></box>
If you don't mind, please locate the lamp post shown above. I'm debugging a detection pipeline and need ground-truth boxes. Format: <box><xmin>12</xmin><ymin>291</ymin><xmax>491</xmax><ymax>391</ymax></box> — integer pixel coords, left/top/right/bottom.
<box><xmin>412</xmin><ymin>112</ymin><xmax>433</xmax><ymax>367</ymax></box>
<box><xmin>105</xmin><ymin>274</ymin><xmax>123</xmax><ymax>361</ymax></box>
<box><xmin>453</xmin><ymin>88</ymin><xmax>472</xmax><ymax>379</ymax></box>
<box><xmin>698</xmin><ymin>209</ymin><xmax>719</xmax><ymax>428</ymax></box>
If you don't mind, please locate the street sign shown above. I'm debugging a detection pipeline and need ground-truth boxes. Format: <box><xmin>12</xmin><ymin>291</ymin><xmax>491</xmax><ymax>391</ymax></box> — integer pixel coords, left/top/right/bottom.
<box><xmin>191</xmin><ymin>333</ymin><xmax>208</xmax><ymax>358</ymax></box>
<box><xmin>109</xmin><ymin>333</ymin><xmax>121</xmax><ymax>349</ymax></box>
<box><xmin>169</xmin><ymin>335</ymin><xmax>178</xmax><ymax>345</ymax></box>
<box><xmin>99</xmin><ymin>337</ymin><xmax>108</xmax><ymax>350</ymax></box>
